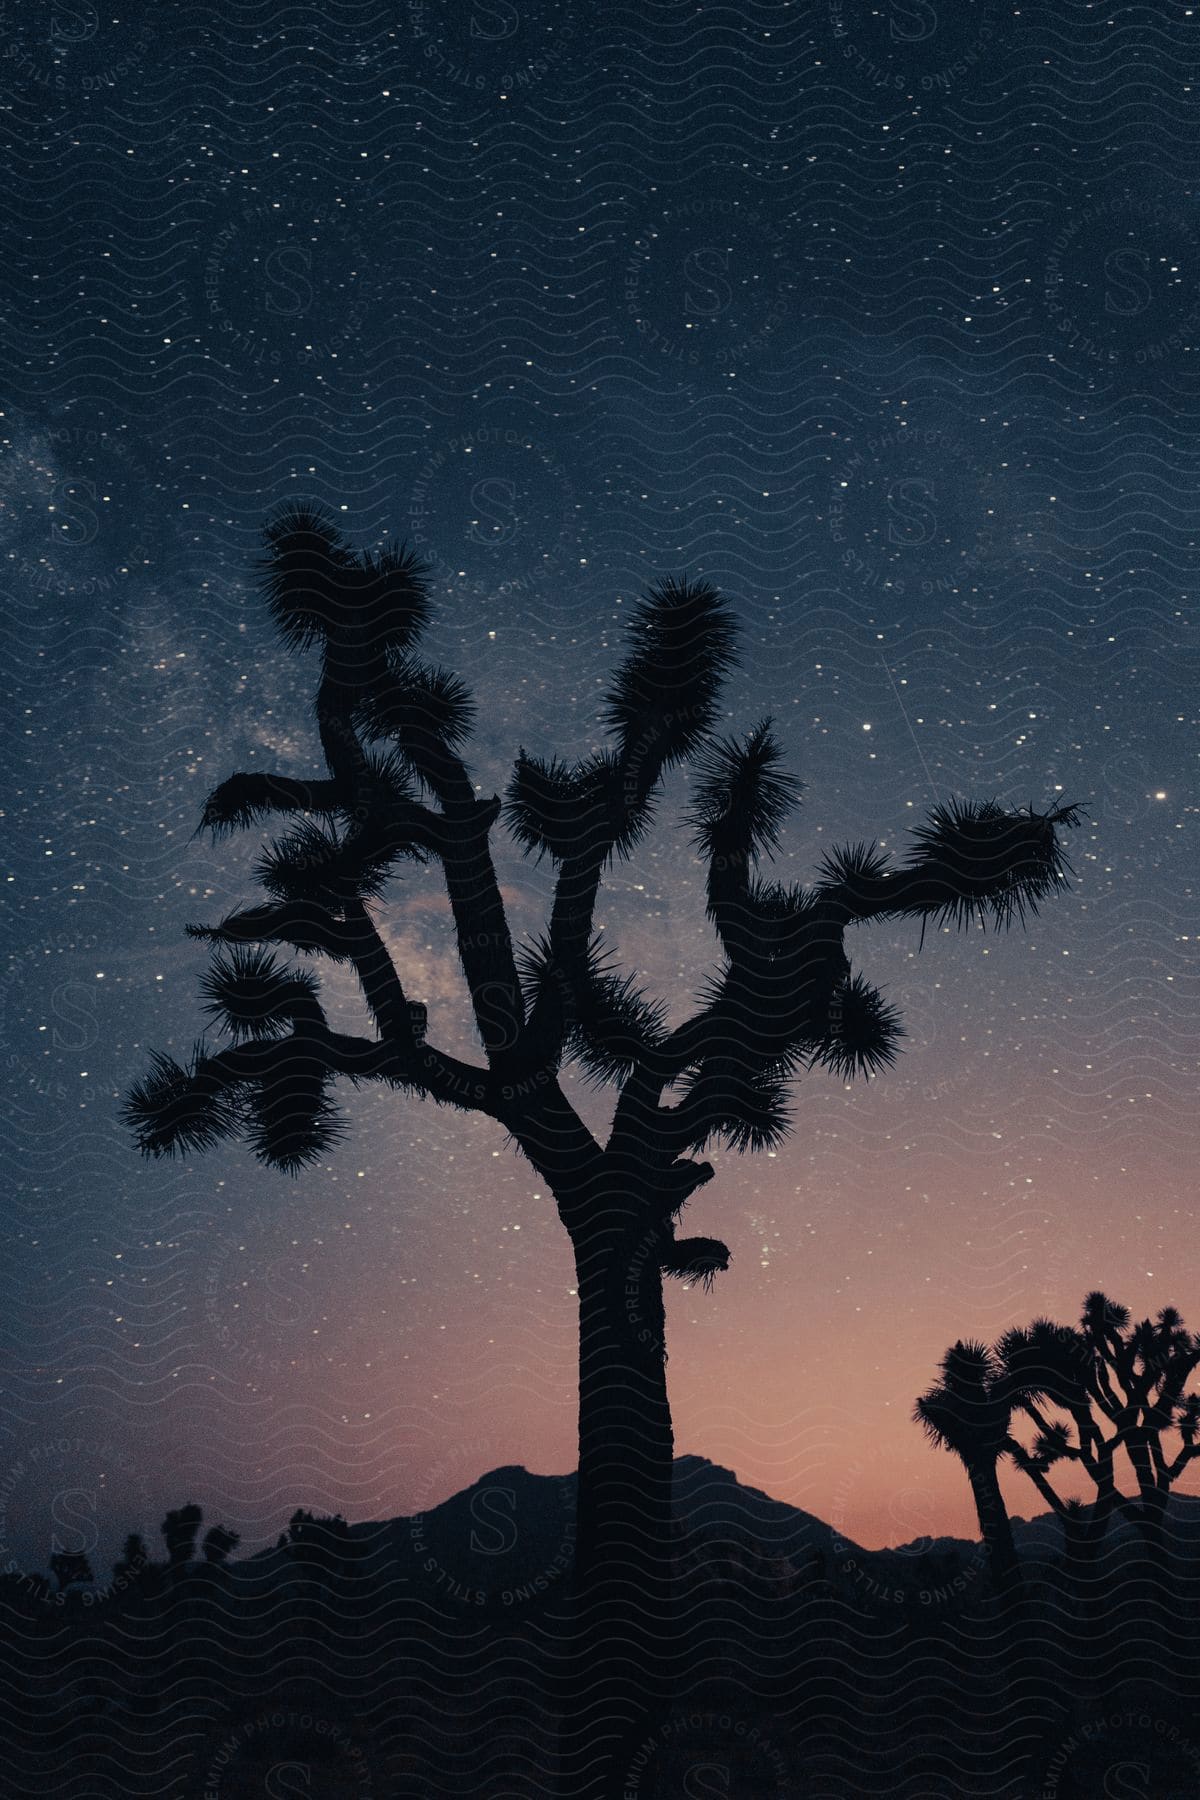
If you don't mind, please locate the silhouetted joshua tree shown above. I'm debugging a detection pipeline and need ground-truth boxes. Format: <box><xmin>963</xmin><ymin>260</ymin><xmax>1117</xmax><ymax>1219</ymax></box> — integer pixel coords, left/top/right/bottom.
<box><xmin>123</xmin><ymin>508</ymin><xmax>1080</xmax><ymax>1791</ymax></box>
<box><xmin>914</xmin><ymin>1339</ymin><xmax>1022</xmax><ymax>1595</ymax></box>
<box><xmin>201</xmin><ymin>1524</ymin><xmax>241</xmax><ymax>1566</ymax></box>
<box><xmin>48</xmin><ymin>1550</ymin><xmax>93</xmax><ymax>1594</ymax></box>
<box><xmin>998</xmin><ymin>1291</ymin><xmax>1200</xmax><ymax>1577</ymax></box>
<box><xmin>160</xmin><ymin>1502</ymin><xmax>203</xmax><ymax>1567</ymax></box>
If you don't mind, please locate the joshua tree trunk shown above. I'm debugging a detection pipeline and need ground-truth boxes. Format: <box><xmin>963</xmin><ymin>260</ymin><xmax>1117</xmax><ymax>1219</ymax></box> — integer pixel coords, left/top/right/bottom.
<box><xmin>965</xmin><ymin>1459</ymin><xmax>1021</xmax><ymax>1595</ymax></box>
<box><xmin>554</xmin><ymin>1177</ymin><xmax>679</xmax><ymax>1799</ymax></box>
<box><xmin>574</xmin><ymin>1223</ymin><xmax>674</xmax><ymax>1607</ymax></box>
<box><xmin>962</xmin><ymin>1457</ymin><xmax>1035</xmax><ymax>1698</ymax></box>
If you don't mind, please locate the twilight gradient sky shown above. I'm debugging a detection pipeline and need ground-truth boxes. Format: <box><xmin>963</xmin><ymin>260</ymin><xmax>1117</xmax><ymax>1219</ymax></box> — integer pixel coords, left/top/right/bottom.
<box><xmin>1</xmin><ymin>2</ymin><xmax>1198</xmax><ymax>1572</ymax></box>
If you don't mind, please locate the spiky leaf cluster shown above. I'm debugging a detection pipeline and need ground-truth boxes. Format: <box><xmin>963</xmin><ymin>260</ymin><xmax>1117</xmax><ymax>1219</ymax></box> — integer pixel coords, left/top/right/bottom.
<box><xmin>122</xmin><ymin>1044</ymin><xmax>243</xmax><ymax>1159</ymax></box>
<box><xmin>254</xmin><ymin>820</ymin><xmax>410</xmax><ymax>908</ymax></box>
<box><xmin>602</xmin><ymin>577</ymin><xmax>738</xmax><ymax>768</ymax></box>
<box><xmin>1028</xmin><ymin>1420</ymin><xmax>1075</xmax><ymax>1472</ymax></box>
<box><xmin>816</xmin><ymin>840</ymin><xmax>892</xmax><ymax>900</ymax></box>
<box><xmin>570</xmin><ymin>966</ymin><xmax>670</xmax><ymax>1086</ymax></box>
<box><xmin>244</xmin><ymin>1047</ymin><xmax>344</xmax><ymax>1174</ymax></box>
<box><xmin>199</xmin><ymin>947</ymin><xmax>321</xmax><ymax>1041</ymax></box>
<box><xmin>260</xmin><ymin>506</ymin><xmax>431</xmax><ymax>667</ymax></box>
<box><xmin>914</xmin><ymin>1339</ymin><xmax>1014</xmax><ymax>1461</ymax></box>
<box><xmin>517</xmin><ymin>935</ymin><xmax>669</xmax><ymax>1085</ymax></box>
<box><xmin>199</xmin><ymin>772</ymin><xmax>328</xmax><ymax>840</ymax></box>
<box><xmin>697</xmin><ymin>882</ymin><xmax>854</xmax><ymax>1076</ymax></box>
<box><xmin>1080</xmin><ymin>1289</ymin><xmax>1130</xmax><ymax>1342</ymax></box>
<box><xmin>123</xmin><ymin>1031</ymin><xmax>344</xmax><ymax>1175</ymax></box>
<box><xmin>661</xmin><ymin>1235</ymin><xmax>731</xmax><ymax>1289</ymax></box>
<box><xmin>688</xmin><ymin>719</ymin><xmax>801</xmax><ymax>861</ymax></box>
<box><xmin>715</xmin><ymin>877</ymin><xmax>831</xmax><ymax>982</ymax></box>
<box><xmin>361</xmin><ymin>747</ymin><xmax>424</xmax><ymax>810</ymax></box>
<box><xmin>504</xmin><ymin>752</ymin><xmax>619</xmax><ymax>862</ymax></box>
<box><xmin>354</xmin><ymin>658</ymin><xmax>476</xmax><ymax>764</ymax></box>
<box><xmin>186</xmin><ymin>901</ymin><xmax>355</xmax><ymax>961</ymax></box>
<box><xmin>1176</xmin><ymin>1395</ymin><xmax>1200</xmax><ymax>1446</ymax></box>
<box><xmin>678</xmin><ymin>1064</ymin><xmax>792</xmax><ymax>1154</ymax></box>
<box><xmin>197</xmin><ymin>749</ymin><xmax>421</xmax><ymax>845</ymax></box>
<box><xmin>995</xmin><ymin>1319</ymin><xmax>1091</xmax><ymax>1409</ymax></box>
<box><xmin>811</xmin><ymin>970</ymin><xmax>904</xmax><ymax>1080</ymax></box>
<box><xmin>903</xmin><ymin>797</ymin><xmax>1083</xmax><ymax>931</ymax></box>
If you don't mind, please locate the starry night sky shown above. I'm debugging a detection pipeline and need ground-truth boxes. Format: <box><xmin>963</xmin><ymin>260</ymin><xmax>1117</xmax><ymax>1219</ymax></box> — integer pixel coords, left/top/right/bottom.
<box><xmin>1</xmin><ymin>1</ymin><xmax>1197</xmax><ymax>1576</ymax></box>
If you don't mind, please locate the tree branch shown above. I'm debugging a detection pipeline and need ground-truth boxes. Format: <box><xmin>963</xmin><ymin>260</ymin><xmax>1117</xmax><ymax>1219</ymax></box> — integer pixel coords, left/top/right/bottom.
<box><xmin>437</xmin><ymin>792</ymin><xmax>526</xmax><ymax>1061</ymax></box>
<box><xmin>1005</xmin><ymin>1440</ymin><xmax>1072</xmax><ymax>1519</ymax></box>
<box><xmin>503</xmin><ymin>1088</ymin><xmax>607</xmax><ymax>1227</ymax></box>
<box><xmin>1166</xmin><ymin>1441</ymin><xmax>1200</xmax><ymax>1485</ymax></box>
<box><xmin>519</xmin><ymin>753</ymin><xmax>661</xmax><ymax>1076</ymax></box>
<box><xmin>315</xmin><ymin>640</ymin><xmax>524</xmax><ymax>1062</ymax></box>
<box><xmin>815</xmin><ymin>799</ymin><xmax>1081</xmax><ymax>933</ymax></box>
<box><xmin>516</xmin><ymin>579</ymin><xmax>740</xmax><ymax>1079</ymax></box>
<box><xmin>205</xmin><ymin>1023</ymin><xmax>491</xmax><ymax>1117</ymax></box>
<box><xmin>188</xmin><ymin>901</ymin><xmax>362</xmax><ymax>960</ymax></box>
<box><xmin>1016</xmin><ymin>1398</ymin><xmax>1077</xmax><ymax>1451</ymax></box>
<box><xmin>341</xmin><ymin>898</ymin><xmax>418</xmax><ymax>1046</ymax></box>
<box><xmin>199</xmin><ymin>772</ymin><xmax>343</xmax><ymax>838</ymax></box>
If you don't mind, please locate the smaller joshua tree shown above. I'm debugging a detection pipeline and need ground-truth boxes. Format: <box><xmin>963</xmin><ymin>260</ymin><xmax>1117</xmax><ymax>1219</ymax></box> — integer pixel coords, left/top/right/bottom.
<box><xmin>919</xmin><ymin>1292</ymin><xmax>1200</xmax><ymax>1591</ymax></box>
<box><xmin>998</xmin><ymin>1292</ymin><xmax>1200</xmax><ymax>1574</ymax></box>
<box><xmin>914</xmin><ymin>1340</ymin><xmax>1022</xmax><ymax>1594</ymax></box>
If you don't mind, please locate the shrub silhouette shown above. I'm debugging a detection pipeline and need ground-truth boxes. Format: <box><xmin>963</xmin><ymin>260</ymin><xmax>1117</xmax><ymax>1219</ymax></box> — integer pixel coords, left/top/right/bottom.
<box><xmin>201</xmin><ymin>1524</ymin><xmax>241</xmax><ymax>1565</ymax></box>
<box><xmin>161</xmin><ymin>1503</ymin><xmax>203</xmax><ymax>1567</ymax></box>
<box><xmin>48</xmin><ymin>1550</ymin><xmax>93</xmax><ymax>1593</ymax></box>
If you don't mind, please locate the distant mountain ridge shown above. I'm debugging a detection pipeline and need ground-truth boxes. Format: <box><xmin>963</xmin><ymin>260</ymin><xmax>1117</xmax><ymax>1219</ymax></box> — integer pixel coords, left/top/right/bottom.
<box><xmin>236</xmin><ymin>1454</ymin><xmax>1200</xmax><ymax>1611</ymax></box>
